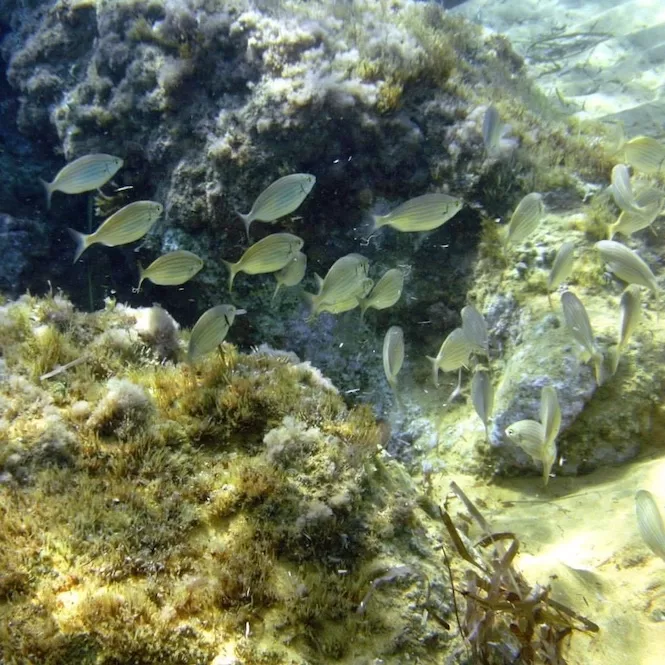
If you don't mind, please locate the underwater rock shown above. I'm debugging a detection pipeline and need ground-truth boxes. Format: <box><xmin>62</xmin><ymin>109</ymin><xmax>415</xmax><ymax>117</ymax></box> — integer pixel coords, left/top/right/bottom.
<box><xmin>0</xmin><ymin>213</ymin><xmax>48</xmax><ymax>295</ymax></box>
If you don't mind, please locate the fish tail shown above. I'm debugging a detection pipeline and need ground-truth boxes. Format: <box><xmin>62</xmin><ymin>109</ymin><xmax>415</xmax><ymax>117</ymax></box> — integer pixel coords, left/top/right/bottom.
<box><xmin>371</xmin><ymin>215</ymin><xmax>384</xmax><ymax>231</ymax></box>
<box><xmin>237</xmin><ymin>211</ymin><xmax>252</xmax><ymax>243</ymax></box>
<box><xmin>40</xmin><ymin>178</ymin><xmax>54</xmax><ymax>210</ymax></box>
<box><xmin>302</xmin><ymin>290</ymin><xmax>319</xmax><ymax>318</ymax></box>
<box><xmin>359</xmin><ymin>300</ymin><xmax>368</xmax><ymax>322</ymax></box>
<box><xmin>426</xmin><ymin>356</ymin><xmax>440</xmax><ymax>388</ymax></box>
<box><xmin>136</xmin><ymin>262</ymin><xmax>145</xmax><ymax>293</ymax></box>
<box><xmin>222</xmin><ymin>259</ymin><xmax>237</xmax><ymax>292</ymax></box>
<box><xmin>607</xmin><ymin>223</ymin><xmax>617</xmax><ymax>240</ymax></box>
<box><xmin>67</xmin><ymin>227</ymin><xmax>91</xmax><ymax>263</ymax></box>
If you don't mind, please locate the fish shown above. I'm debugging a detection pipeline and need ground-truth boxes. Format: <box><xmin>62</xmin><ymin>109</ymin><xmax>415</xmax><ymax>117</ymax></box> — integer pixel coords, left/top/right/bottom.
<box><xmin>359</xmin><ymin>268</ymin><xmax>404</xmax><ymax>319</ymax></box>
<box><xmin>272</xmin><ymin>251</ymin><xmax>307</xmax><ymax>301</ymax></box>
<box><xmin>505</xmin><ymin>420</ymin><xmax>545</xmax><ymax>458</ymax></box>
<box><xmin>427</xmin><ymin>327</ymin><xmax>472</xmax><ymax>387</ymax></box>
<box><xmin>471</xmin><ymin>368</ymin><xmax>493</xmax><ymax>441</ymax></box>
<box><xmin>372</xmin><ymin>193</ymin><xmax>463</xmax><ymax>232</ymax></box>
<box><xmin>505</xmin><ymin>419</ymin><xmax>554</xmax><ymax>484</ymax></box>
<box><xmin>304</xmin><ymin>253</ymin><xmax>371</xmax><ymax>316</ymax></box>
<box><xmin>41</xmin><ymin>153</ymin><xmax>124</xmax><ymax>210</ymax></box>
<box><xmin>238</xmin><ymin>173</ymin><xmax>316</xmax><ymax>240</ymax></box>
<box><xmin>624</xmin><ymin>136</ymin><xmax>665</xmax><ymax>175</ymax></box>
<box><xmin>222</xmin><ymin>232</ymin><xmax>304</xmax><ymax>292</ymax></box>
<box><xmin>187</xmin><ymin>304</ymin><xmax>245</xmax><ymax>362</ymax></box>
<box><xmin>607</xmin><ymin>188</ymin><xmax>664</xmax><ymax>239</ymax></box>
<box><xmin>618</xmin><ymin>285</ymin><xmax>641</xmax><ymax>353</ymax></box>
<box><xmin>461</xmin><ymin>304</ymin><xmax>489</xmax><ymax>358</ymax></box>
<box><xmin>539</xmin><ymin>386</ymin><xmax>561</xmax><ymax>450</ymax></box>
<box><xmin>482</xmin><ymin>105</ymin><xmax>503</xmax><ymax>156</ymax></box>
<box><xmin>609</xmin><ymin>164</ymin><xmax>646</xmax><ymax>215</ymax></box>
<box><xmin>594</xmin><ymin>240</ymin><xmax>660</xmax><ymax>299</ymax></box>
<box><xmin>547</xmin><ymin>241</ymin><xmax>575</xmax><ymax>307</ymax></box>
<box><xmin>137</xmin><ymin>250</ymin><xmax>204</xmax><ymax>291</ymax></box>
<box><xmin>560</xmin><ymin>291</ymin><xmax>603</xmax><ymax>384</ymax></box>
<box><xmin>68</xmin><ymin>200</ymin><xmax>163</xmax><ymax>262</ymax></box>
<box><xmin>504</xmin><ymin>192</ymin><xmax>545</xmax><ymax>248</ymax></box>
<box><xmin>317</xmin><ymin>278</ymin><xmax>374</xmax><ymax>315</ymax></box>
<box><xmin>383</xmin><ymin>326</ymin><xmax>405</xmax><ymax>391</ymax></box>
<box><xmin>635</xmin><ymin>490</ymin><xmax>665</xmax><ymax>562</ymax></box>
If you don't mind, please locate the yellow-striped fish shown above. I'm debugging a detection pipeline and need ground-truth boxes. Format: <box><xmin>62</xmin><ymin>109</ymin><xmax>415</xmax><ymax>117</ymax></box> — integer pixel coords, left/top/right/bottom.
<box><xmin>471</xmin><ymin>368</ymin><xmax>493</xmax><ymax>441</ymax></box>
<box><xmin>504</xmin><ymin>192</ymin><xmax>544</xmax><ymax>247</ymax></box>
<box><xmin>595</xmin><ymin>240</ymin><xmax>659</xmax><ymax>297</ymax></box>
<box><xmin>187</xmin><ymin>304</ymin><xmax>245</xmax><ymax>362</ymax></box>
<box><xmin>41</xmin><ymin>153</ymin><xmax>123</xmax><ymax>210</ymax></box>
<box><xmin>547</xmin><ymin>241</ymin><xmax>575</xmax><ymax>307</ymax></box>
<box><xmin>383</xmin><ymin>326</ymin><xmax>405</xmax><ymax>391</ymax></box>
<box><xmin>238</xmin><ymin>173</ymin><xmax>316</xmax><ymax>240</ymax></box>
<box><xmin>223</xmin><ymin>232</ymin><xmax>304</xmax><ymax>292</ymax></box>
<box><xmin>607</xmin><ymin>188</ymin><xmax>663</xmax><ymax>239</ymax></box>
<box><xmin>272</xmin><ymin>251</ymin><xmax>307</xmax><ymax>301</ymax></box>
<box><xmin>483</xmin><ymin>105</ymin><xmax>503</xmax><ymax>156</ymax></box>
<box><xmin>635</xmin><ymin>490</ymin><xmax>665</xmax><ymax>562</ymax></box>
<box><xmin>505</xmin><ymin>418</ymin><xmax>554</xmax><ymax>484</ymax></box>
<box><xmin>624</xmin><ymin>136</ymin><xmax>665</xmax><ymax>175</ymax></box>
<box><xmin>137</xmin><ymin>250</ymin><xmax>204</xmax><ymax>291</ymax></box>
<box><xmin>610</xmin><ymin>285</ymin><xmax>642</xmax><ymax>375</ymax></box>
<box><xmin>427</xmin><ymin>327</ymin><xmax>472</xmax><ymax>387</ymax></box>
<box><xmin>372</xmin><ymin>193</ymin><xmax>463</xmax><ymax>232</ymax></box>
<box><xmin>561</xmin><ymin>291</ymin><xmax>603</xmax><ymax>384</ymax></box>
<box><xmin>69</xmin><ymin>200</ymin><xmax>163</xmax><ymax>262</ymax></box>
<box><xmin>610</xmin><ymin>164</ymin><xmax>646</xmax><ymax>216</ymax></box>
<box><xmin>539</xmin><ymin>385</ymin><xmax>561</xmax><ymax>450</ymax></box>
<box><xmin>360</xmin><ymin>268</ymin><xmax>404</xmax><ymax>319</ymax></box>
<box><xmin>304</xmin><ymin>253</ymin><xmax>370</xmax><ymax>316</ymax></box>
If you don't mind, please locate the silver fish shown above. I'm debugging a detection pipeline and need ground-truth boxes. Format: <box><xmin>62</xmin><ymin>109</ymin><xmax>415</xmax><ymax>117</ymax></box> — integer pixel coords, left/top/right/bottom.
<box><xmin>595</xmin><ymin>240</ymin><xmax>659</xmax><ymax>297</ymax></box>
<box><xmin>427</xmin><ymin>327</ymin><xmax>472</xmax><ymax>387</ymax></box>
<box><xmin>461</xmin><ymin>304</ymin><xmax>489</xmax><ymax>358</ymax></box>
<box><xmin>373</xmin><ymin>193</ymin><xmax>463</xmax><ymax>232</ymax></box>
<box><xmin>188</xmin><ymin>304</ymin><xmax>244</xmax><ymax>362</ymax></box>
<box><xmin>560</xmin><ymin>291</ymin><xmax>603</xmax><ymax>384</ymax></box>
<box><xmin>635</xmin><ymin>490</ymin><xmax>665</xmax><ymax>562</ymax></box>
<box><xmin>471</xmin><ymin>368</ymin><xmax>493</xmax><ymax>441</ymax></box>
<box><xmin>305</xmin><ymin>253</ymin><xmax>370</xmax><ymax>316</ymax></box>
<box><xmin>41</xmin><ymin>153</ymin><xmax>123</xmax><ymax>209</ymax></box>
<box><xmin>483</xmin><ymin>105</ymin><xmax>503</xmax><ymax>156</ymax></box>
<box><xmin>547</xmin><ymin>241</ymin><xmax>575</xmax><ymax>307</ymax></box>
<box><xmin>610</xmin><ymin>285</ymin><xmax>642</xmax><ymax>375</ymax></box>
<box><xmin>607</xmin><ymin>188</ymin><xmax>664</xmax><ymax>239</ymax></box>
<box><xmin>624</xmin><ymin>136</ymin><xmax>665</xmax><ymax>175</ymax></box>
<box><xmin>609</xmin><ymin>164</ymin><xmax>645</xmax><ymax>215</ymax></box>
<box><xmin>505</xmin><ymin>192</ymin><xmax>544</xmax><ymax>248</ymax></box>
<box><xmin>272</xmin><ymin>251</ymin><xmax>307</xmax><ymax>301</ymax></box>
<box><xmin>238</xmin><ymin>173</ymin><xmax>316</xmax><ymax>240</ymax></box>
<box><xmin>223</xmin><ymin>232</ymin><xmax>304</xmax><ymax>292</ymax></box>
<box><xmin>69</xmin><ymin>200</ymin><xmax>163</xmax><ymax>262</ymax></box>
<box><xmin>137</xmin><ymin>250</ymin><xmax>204</xmax><ymax>291</ymax></box>
<box><xmin>383</xmin><ymin>326</ymin><xmax>405</xmax><ymax>391</ymax></box>
<box><xmin>360</xmin><ymin>268</ymin><xmax>404</xmax><ymax>319</ymax></box>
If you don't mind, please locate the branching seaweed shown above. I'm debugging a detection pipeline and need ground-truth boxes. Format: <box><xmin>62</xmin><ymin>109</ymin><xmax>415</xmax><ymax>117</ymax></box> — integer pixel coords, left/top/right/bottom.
<box><xmin>441</xmin><ymin>482</ymin><xmax>598</xmax><ymax>665</ymax></box>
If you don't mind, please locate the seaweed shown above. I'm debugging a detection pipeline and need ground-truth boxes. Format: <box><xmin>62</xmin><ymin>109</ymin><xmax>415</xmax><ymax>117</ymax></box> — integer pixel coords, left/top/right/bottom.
<box><xmin>441</xmin><ymin>482</ymin><xmax>598</xmax><ymax>665</ymax></box>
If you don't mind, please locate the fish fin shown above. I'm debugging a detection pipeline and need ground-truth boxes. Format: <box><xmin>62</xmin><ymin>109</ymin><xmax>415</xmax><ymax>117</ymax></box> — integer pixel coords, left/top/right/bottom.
<box><xmin>359</xmin><ymin>299</ymin><xmax>368</xmax><ymax>322</ymax></box>
<box><xmin>314</xmin><ymin>273</ymin><xmax>324</xmax><ymax>291</ymax></box>
<box><xmin>236</xmin><ymin>211</ymin><xmax>252</xmax><ymax>243</ymax></box>
<box><xmin>40</xmin><ymin>178</ymin><xmax>54</xmax><ymax>210</ymax></box>
<box><xmin>372</xmin><ymin>215</ymin><xmax>385</xmax><ymax>231</ymax></box>
<box><xmin>67</xmin><ymin>227</ymin><xmax>90</xmax><ymax>263</ymax></box>
<box><xmin>426</xmin><ymin>356</ymin><xmax>440</xmax><ymax>388</ymax></box>
<box><xmin>222</xmin><ymin>259</ymin><xmax>237</xmax><ymax>293</ymax></box>
<box><xmin>271</xmin><ymin>282</ymin><xmax>281</xmax><ymax>303</ymax></box>
<box><xmin>136</xmin><ymin>262</ymin><xmax>145</xmax><ymax>293</ymax></box>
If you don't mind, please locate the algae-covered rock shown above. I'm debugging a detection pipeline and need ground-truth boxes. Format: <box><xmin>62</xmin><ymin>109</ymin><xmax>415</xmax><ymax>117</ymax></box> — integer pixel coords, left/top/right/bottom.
<box><xmin>0</xmin><ymin>294</ymin><xmax>458</xmax><ymax>664</ymax></box>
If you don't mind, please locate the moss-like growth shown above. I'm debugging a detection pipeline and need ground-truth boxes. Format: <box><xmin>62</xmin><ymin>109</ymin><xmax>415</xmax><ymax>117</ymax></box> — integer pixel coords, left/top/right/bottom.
<box><xmin>0</xmin><ymin>296</ymin><xmax>457</xmax><ymax>664</ymax></box>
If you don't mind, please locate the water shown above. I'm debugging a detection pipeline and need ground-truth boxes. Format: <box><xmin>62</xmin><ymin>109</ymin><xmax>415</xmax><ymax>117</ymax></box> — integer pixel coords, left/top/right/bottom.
<box><xmin>0</xmin><ymin>1</ymin><xmax>664</xmax><ymax>663</ymax></box>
